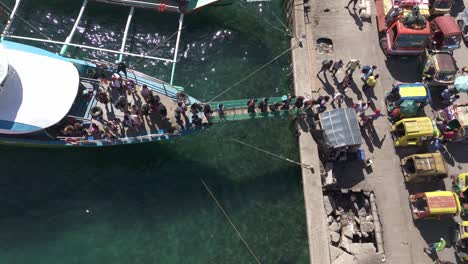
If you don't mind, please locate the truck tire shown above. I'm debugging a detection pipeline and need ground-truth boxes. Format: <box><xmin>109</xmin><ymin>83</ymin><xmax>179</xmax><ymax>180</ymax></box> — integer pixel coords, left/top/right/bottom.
<box><xmin>379</xmin><ymin>37</ymin><xmax>388</xmax><ymax>56</ymax></box>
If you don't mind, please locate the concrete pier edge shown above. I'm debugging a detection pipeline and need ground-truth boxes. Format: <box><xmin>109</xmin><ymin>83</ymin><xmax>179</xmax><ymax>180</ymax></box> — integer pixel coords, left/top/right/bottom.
<box><xmin>290</xmin><ymin>0</ymin><xmax>331</xmax><ymax>263</ymax></box>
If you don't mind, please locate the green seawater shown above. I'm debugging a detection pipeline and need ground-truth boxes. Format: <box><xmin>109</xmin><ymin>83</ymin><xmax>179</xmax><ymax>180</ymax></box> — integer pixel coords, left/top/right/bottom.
<box><xmin>0</xmin><ymin>0</ymin><xmax>308</xmax><ymax>263</ymax></box>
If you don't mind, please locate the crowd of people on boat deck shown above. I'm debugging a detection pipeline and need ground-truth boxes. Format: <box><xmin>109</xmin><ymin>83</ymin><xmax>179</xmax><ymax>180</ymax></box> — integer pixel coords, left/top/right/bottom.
<box><xmin>59</xmin><ymin>62</ymin><xmax>220</xmax><ymax>141</ymax></box>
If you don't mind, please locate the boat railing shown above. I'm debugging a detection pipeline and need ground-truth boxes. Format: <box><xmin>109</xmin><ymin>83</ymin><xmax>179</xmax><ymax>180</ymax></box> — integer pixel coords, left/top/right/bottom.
<box><xmin>89</xmin><ymin>0</ymin><xmax>179</xmax><ymax>12</ymax></box>
<box><xmin>58</xmin><ymin>131</ymin><xmax>180</xmax><ymax>145</ymax></box>
<box><xmin>128</xmin><ymin>69</ymin><xmax>179</xmax><ymax>99</ymax></box>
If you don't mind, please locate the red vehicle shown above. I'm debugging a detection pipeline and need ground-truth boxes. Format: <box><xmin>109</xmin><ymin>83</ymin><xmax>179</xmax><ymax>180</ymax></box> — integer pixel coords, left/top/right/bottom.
<box><xmin>376</xmin><ymin>2</ymin><xmax>431</xmax><ymax>56</ymax></box>
<box><xmin>429</xmin><ymin>16</ymin><xmax>462</xmax><ymax>51</ymax></box>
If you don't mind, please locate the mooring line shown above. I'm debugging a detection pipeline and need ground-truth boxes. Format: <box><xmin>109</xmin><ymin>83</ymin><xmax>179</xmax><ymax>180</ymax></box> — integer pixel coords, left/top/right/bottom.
<box><xmin>200</xmin><ymin>178</ymin><xmax>262</xmax><ymax>264</ymax></box>
<box><xmin>206</xmin><ymin>41</ymin><xmax>301</xmax><ymax>102</ymax></box>
<box><xmin>231</xmin><ymin>138</ymin><xmax>313</xmax><ymax>170</ymax></box>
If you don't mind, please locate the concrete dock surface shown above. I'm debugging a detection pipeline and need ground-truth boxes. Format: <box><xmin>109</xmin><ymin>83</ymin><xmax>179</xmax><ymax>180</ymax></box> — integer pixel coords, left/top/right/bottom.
<box><xmin>292</xmin><ymin>0</ymin><xmax>468</xmax><ymax>263</ymax></box>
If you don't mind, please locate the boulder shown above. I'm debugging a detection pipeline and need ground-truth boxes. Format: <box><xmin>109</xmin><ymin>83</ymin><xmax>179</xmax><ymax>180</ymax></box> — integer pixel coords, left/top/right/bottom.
<box><xmin>336</xmin><ymin>207</ymin><xmax>344</xmax><ymax>216</ymax></box>
<box><xmin>339</xmin><ymin>235</ymin><xmax>351</xmax><ymax>253</ymax></box>
<box><xmin>330</xmin><ymin>245</ymin><xmax>344</xmax><ymax>262</ymax></box>
<box><xmin>342</xmin><ymin>224</ymin><xmax>354</xmax><ymax>239</ymax></box>
<box><xmin>358</xmin><ymin>207</ymin><xmax>367</xmax><ymax>217</ymax></box>
<box><xmin>332</xmin><ymin>251</ymin><xmax>357</xmax><ymax>264</ymax></box>
<box><xmin>360</xmin><ymin>221</ymin><xmax>375</xmax><ymax>233</ymax></box>
<box><xmin>329</xmin><ymin>221</ymin><xmax>340</xmax><ymax>232</ymax></box>
<box><xmin>349</xmin><ymin>243</ymin><xmax>376</xmax><ymax>255</ymax></box>
<box><xmin>330</xmin><ymin>231</ymin><xmax>341</xmax><ymax>243</ymax></box>
<box><xmin>354</xmin><ymin>252</ymin><xmax>384</xmax><ymax>264</ymax></box>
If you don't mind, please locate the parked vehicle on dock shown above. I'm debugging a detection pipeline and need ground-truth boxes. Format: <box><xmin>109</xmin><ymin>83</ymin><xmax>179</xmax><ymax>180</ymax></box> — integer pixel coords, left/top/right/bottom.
<box><xmin>454</xmin><ymin>221</ymin><xmax>468</xmax><ymax>261</ymax></box>
<box><xmin>409</xmin><ymin>191</ymin><xmax>461</xmax><ymax>220</ymax></box>
<box><xmin>422</xmin><ymin>51</ymin><xmax>458</xmax><ymax>86</ymax></box>
<box><xmin>385</xmin><ymin>82</ymin><xmax>428</xmax><ymax>118</ymax></box>
<box><xmin>428</xmin><ymin>0</ymin><xmax>452</xmax><ymax>16</ymax></box>
<box><xmin>435</xmin><ymin>103</ymin><xmax>468</xmax><ymax>141</ymax></box>
<box><xmin>391</xmin><ymin>117</ymin><xmax>440</xmax><ymax>146</ymax></box>
<box><xmin>376</xmin><ymin>1</ymin><xmax>431</xmax><ymax>56</ymax></box>
<box><xmin>428</xmin><ymin>16</ymin><xmax>462</xmax><ymax>51</ymax></box>
<box><xmin>452</xmin><ymin>173</ymin><xmax>468</xmax><ymax>196</ymax></box>
<box><xmin>400</xmin><ymin>152</ymin><xmax>448</xmax><ymax>183</ymax></box>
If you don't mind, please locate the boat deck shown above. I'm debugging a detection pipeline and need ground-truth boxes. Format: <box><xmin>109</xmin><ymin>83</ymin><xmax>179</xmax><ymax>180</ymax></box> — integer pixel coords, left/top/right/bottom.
<box><xmin>50</xmin><ymin>74</ymin><xmax>194</xmax><ymax>143</ymax></box>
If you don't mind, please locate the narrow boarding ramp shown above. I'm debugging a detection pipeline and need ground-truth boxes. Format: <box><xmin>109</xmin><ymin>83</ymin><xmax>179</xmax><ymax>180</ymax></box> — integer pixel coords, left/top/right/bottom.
<box><xmin>208</xmin><ymin>97</ymin><xmax>298</xmax><ymax>122</ymax></box>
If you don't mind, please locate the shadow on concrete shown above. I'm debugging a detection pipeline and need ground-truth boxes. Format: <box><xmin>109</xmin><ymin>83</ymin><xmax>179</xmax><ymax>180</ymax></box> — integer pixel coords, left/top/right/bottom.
<box><xmin>393</xmin><ymin>145</ymin><xmax>425</xmax><ymax>159</ymax></box>
<box><xmin>361</xmin><ymin>126</ymin><xmax>375</xmax><ymax>153</ymax></box>
<box><xmin>348</xmin><ymin>78</ymin><xmax>363</xmax><ymax>100</ymax></box>
<box><xmin>413</xmin><ymin>218</ymin><xmax>458</xmax><ymax>257</ymax></box>
<box><xmin>333</xmin><ymin>160</ymin><xmax>365</xmax><ymax>188</ymax></box>
<box><xmin>345</xmin><ymin>7</ymin><xmax>363</xmax><ymax>31</ymax></box>
<box><xmin>296</xmin><ymin>114</ymin><xmax>310</xmax><ymax>133</ymax></box>
<box><xmin>441</xmin><ymin>147</ymin><xmax>456</xmax><ymax>167</ymax></box>
<box><xmin>384</xmin><ymin>56</ymin><xmax>423</xmax><ymax>83</ymax></box>
<box><xmin>406</xmin><ymin>178</ymin><xmax>447</xmax><ymax>194</ymax></box>
<box><xmin>427</xmin><ymin>85</ymin><xmax>450</xmax><ymax>110</ymax></box>
<box><xmin>317</xmin><ymin>74</ymin><xmax>336</xmax><ymax>95</ymax></box>
<box><xmin>446</xmin><ymin>142</ymin><xmax>468</xmax><ymax>164</ymax></box>
<box><xmin>359</xmin><ymin>124</ymin><xmax>386</xmax><ymax>153</ymax></box>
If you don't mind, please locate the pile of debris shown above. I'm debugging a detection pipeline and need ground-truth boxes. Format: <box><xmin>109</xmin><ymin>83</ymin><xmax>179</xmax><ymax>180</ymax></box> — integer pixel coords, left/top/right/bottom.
<box><xmin>324</xmin><ymin>190</ymin><xmax>385</xmax><ymax>264</ymax></box>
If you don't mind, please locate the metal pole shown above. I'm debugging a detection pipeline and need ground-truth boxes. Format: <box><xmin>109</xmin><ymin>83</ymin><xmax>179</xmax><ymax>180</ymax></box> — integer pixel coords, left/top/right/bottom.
<box><xmin>1</xmin><ymin>0</ymin><xmax>21</xmax><ymax>40</ymax></box>
<box><xmin>2</xmin><ymin>34</ymin><xmax>175</xmax><ymax>63</ymax></box>
<box><xmin>119</xmin><ymin>7</ymin><xmax>135</xmax><ymax>62</ymax></box>
<box><xmin>60</xmin><ymin>0</ymin><xmax>88</xmax><ymax>55</ymax></box>
<box><xmin>170</xmin><ymin>13</ymin><xmax>184</xmax><ymax>85</ymax></box>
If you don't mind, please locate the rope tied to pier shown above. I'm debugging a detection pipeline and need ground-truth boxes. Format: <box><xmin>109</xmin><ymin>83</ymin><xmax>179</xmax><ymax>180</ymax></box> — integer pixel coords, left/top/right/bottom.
<box><xmin>231</xmin><ymin>138</ymin><xmax>313</xmax><ymax>171</ymax></box>
<box><xmin>200</xmin><ymin>178</ymin><xmax>262</xmax><ymax>264</ymax></box>
<box><xmin>206</xmin><ymin>39</ymin><xmax>302</xmax><ymax>103</ymax></box>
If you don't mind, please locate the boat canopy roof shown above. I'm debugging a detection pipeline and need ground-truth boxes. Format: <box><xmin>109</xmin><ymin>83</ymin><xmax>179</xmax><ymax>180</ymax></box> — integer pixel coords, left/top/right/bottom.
<box><xmin>0</xmin><ymin>43</ymin><xmax>79</xmax><ymax>134</ymax></box>
<box><xmin>433</xmin><ymin>16</ymin><xmax>461</xmax><ymax>36</ymax></box>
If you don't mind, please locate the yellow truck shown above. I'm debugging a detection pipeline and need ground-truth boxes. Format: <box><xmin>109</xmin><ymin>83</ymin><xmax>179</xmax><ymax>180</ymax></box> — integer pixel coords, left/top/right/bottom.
<box><xmin>455</xmin><ymin>221</ymin><xmax>468</xmax><ymax>261</ymax></box>
<box><xmin>392</xmin><ymin>117</ymin><xmax>440</xmax><ymax>146</ymax></box>
<box><xmin>401</xmin><ymin>152</ymin><xmax>448</xmax><ymax>183</ymax></box>
<box><xmin>409</xmin><ymin>191</ymin><xmax>461</xmax><ymax>220</ymax></box>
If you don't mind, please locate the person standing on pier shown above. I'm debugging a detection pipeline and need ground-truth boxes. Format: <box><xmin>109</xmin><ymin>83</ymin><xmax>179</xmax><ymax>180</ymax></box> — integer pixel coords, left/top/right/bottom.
<box><xmin>331</xmin><ymin>92</ymin><xmax>344</xmax><ymax>108</ymax></box>
<box><xmin>345</xmin><ymin>59</ymin><xmax>361</xmax><ymax>75</ymax></box>
<box><xmin>330</xmin><ymin>59</ymin><xmax>343</xmax><ymax>77</ymax></box>
<box><xmin>317</xmin><ymin>59</ymin><xmax>333</xmax><ymax>77</ymax></box>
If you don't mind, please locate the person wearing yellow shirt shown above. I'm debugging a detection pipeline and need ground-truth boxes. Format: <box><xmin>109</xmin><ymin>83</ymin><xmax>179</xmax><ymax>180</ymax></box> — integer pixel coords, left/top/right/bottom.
<box><xmin>364</xmin><ymin>74</ymin><xmax>379</xmax><ymax>91</ymax></box>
